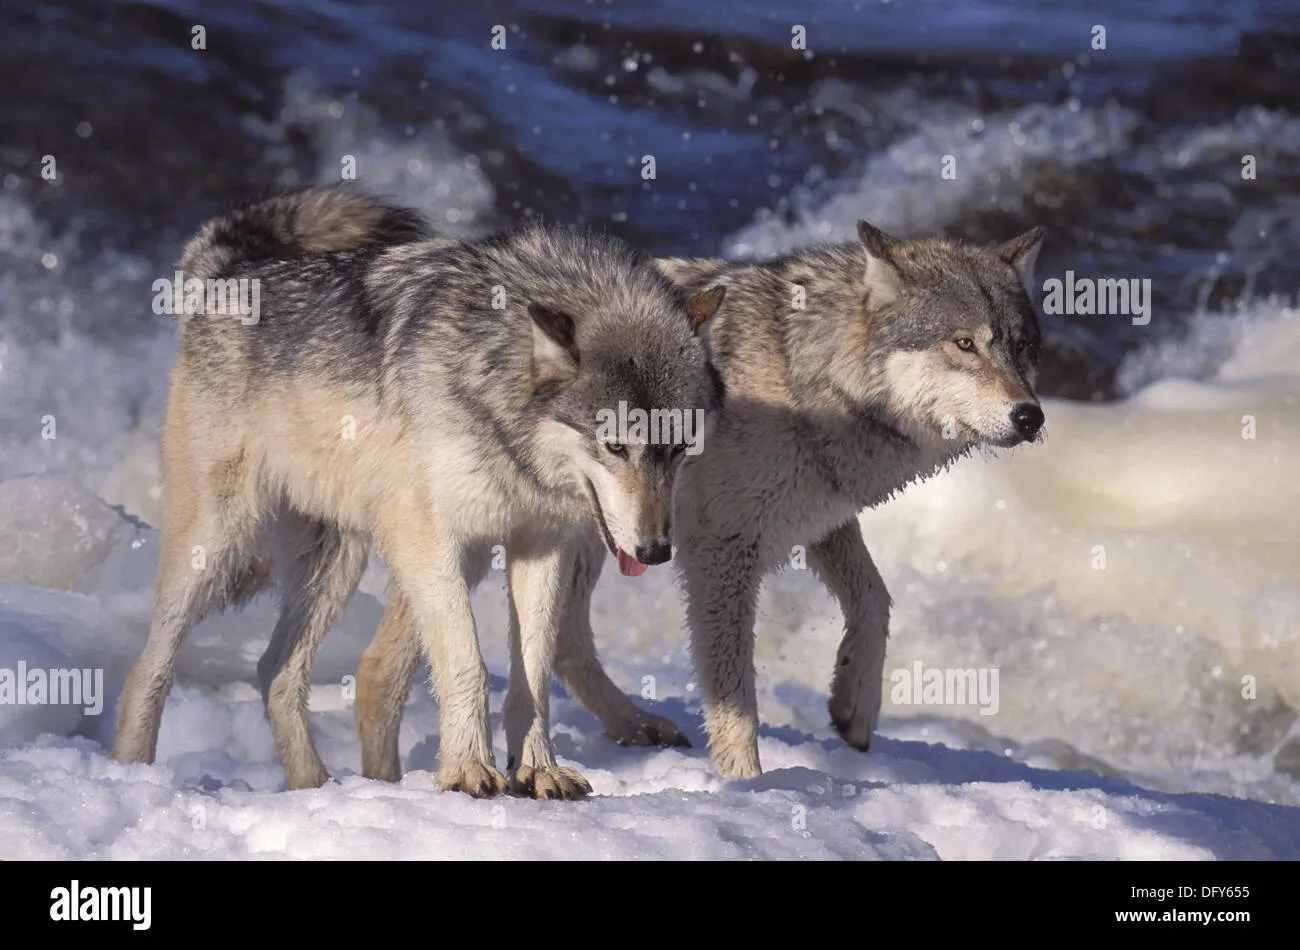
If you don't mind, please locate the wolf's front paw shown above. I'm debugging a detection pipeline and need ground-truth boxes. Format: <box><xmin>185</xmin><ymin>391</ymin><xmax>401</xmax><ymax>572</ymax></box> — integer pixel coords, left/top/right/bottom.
<box><xmin>437</xmin><ymin>759</ymin><xmax>508</xmax><ymax>798</ymax></box>
<box><xmin>283</xmin><ymin>754</ymin><xmax>330</xmax><ymax>790</ymax></box>
<box><xmin>706</xmin><ymin>706</ymin><xmax>762</xmax><ymax>778</ymax></box>
<box><xmin>510</xmin><ymin>764</ymin><xmax>593</xmax><ymax>800</ymax></box>
<box><xmin>830</xmin><ymin>709</ymin><xmax>874</xmax><ymax>751</ymax></box>
<box><xmin>712</xmin><ymin>750</ymin><xmax>761</xmax><ymax>779</ymax></box>
<box><xmin>609</xmin><ymin>712</ymin><xmax>692</xmax><ymax>749</ymax></box>
<box><xmin>828</xmin><ymin>676</ymin><xmax>881</xmax><ymax>752</ymax></box>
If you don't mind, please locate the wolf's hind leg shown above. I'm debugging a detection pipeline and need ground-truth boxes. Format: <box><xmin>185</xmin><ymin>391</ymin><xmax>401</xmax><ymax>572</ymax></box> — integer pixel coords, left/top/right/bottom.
<box><xmin>257</xmin><ymin>515</ymin><xmax>368</xmax><ymax>789</ymax></box>
<box><xmin>356</xmin><ymin>589</ymin><xmax>420</xmax><ymax>781</ymax></box>
<box><xmin>553</xmin><ymin>535</ymin><xmax>691</xmax><ymax>748</ymax></box>
<box><xmin>808</xmin><ymin>521</ymin><xmax>890</xmax><ymax>751</ymax></box>
<box><xmin>113</xmin><ymin>456</ymin><xmax>264</xmax><ymax>765</ymax></box>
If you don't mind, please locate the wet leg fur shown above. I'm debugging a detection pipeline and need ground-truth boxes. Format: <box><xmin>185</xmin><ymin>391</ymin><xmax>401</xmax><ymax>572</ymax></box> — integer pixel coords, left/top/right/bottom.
<box><xmin>113</xmin><ymin>392</ymin><xmax>267</xmax><ymax>764</ymax></box>
<box><xmin>356</xmin><ymin>587</ymin><xmax>421</xmax><ymax>781</ymax></box>
<box><xmin>551</xmin><ymin>536</ymin><xmax>691</xmax><ymax>749</ymax></box>
<box><xmin>356</xmin><ymin>539</ymin><xmax>690</xmax><ymax>783</ymax></box>
<box><xmin>503</xmin><ymin>540</ymin><xmax>592</xmax><ymax>799</ymax></box>
<box><xmin>807</xmin><ymin>521</ymin><xmax>891</xmax><ymax>751</ymax></box>
<box><xmin>257</xmin><ymin>514</ymin><xmax>368</xmax><ymax>789</ymax></box>
<box><xmin>382</xmin><ymin>516</ymin><xmax>505</xmax><ymax>798</ymax></box>
<box><xmin>680</xmin><ymin>537</ymin><xmax>763</xmax><ymax>779</ymax></box>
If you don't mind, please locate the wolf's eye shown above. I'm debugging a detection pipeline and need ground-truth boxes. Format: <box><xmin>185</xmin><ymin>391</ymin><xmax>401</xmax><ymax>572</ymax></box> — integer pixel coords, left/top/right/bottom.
<box><xmin>605</xmin><ymin>442</ymin><xmax>625</xmax><ymax>456</ymax></box>
<box><xmin>954</xmin><ymin>337</ymin><xmax>975</xmax><ymax>352</ymax></box>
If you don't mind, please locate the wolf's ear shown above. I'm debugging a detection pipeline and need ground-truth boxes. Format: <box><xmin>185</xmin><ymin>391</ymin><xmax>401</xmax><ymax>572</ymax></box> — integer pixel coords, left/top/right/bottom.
<box><xmin>857</xmin><ymin>220</ymin><xmax>900</xmax><ymax>259</ymax></box>
<box><xmin>685</xmin><ymin>285</ymin><xmax>726</xmax><ymax>333</ymax></box>
<box><xmin>857</xmin><ymin>220</ymin><xmax>902</xmax><ymax>307</ymax></box>
<box><xmin>996</xmin><ymin>227</ymin><xmax>1044</xmax><ymax>295</ymax></box>
<box><xmin>528</xmin><ymin>303</ymin><xmax>580</xmax><ymax>388</ymax></box>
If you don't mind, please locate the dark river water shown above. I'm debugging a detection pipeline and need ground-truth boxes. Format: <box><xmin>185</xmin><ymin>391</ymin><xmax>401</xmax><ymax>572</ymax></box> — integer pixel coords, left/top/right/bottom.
<box><xmin>2</xmin><ymin>0</ymin><xmax>1299</xmax><ymax>399</ymax></box>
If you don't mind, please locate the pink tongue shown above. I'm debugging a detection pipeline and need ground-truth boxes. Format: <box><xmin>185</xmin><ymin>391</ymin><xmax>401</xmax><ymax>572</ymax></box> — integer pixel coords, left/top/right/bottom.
<box><xmin>617</xmin><ymin>548</ymin><xmax>648</xmax><ymax>578</ymax></box>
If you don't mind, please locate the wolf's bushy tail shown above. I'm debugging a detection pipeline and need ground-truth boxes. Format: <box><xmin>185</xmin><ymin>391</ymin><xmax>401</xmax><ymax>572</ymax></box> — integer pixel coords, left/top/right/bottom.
<box><xmin>177</xmin><ymin>186</ymin><xmax>430</xmax><ymax>287</ymax></box>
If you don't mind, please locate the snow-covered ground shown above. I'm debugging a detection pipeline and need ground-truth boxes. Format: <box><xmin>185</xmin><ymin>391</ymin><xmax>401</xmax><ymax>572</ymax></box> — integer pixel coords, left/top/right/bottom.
<box><xmin>6</xmin><ymin>715</ymin><xmax>1298</xmax><ymax>860</ymax></box>
<box><xmin>1</xmin><ymin>485</ymin><xmax>1298</xmax><ymax>859</ymax></box>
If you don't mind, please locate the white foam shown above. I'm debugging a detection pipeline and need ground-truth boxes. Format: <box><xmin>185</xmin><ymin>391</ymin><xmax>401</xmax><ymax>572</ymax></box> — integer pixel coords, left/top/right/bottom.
<box><xmin>726</xmin><ymin>97</ymin><xmax>1137</xmax><ymax>253</ymax></box>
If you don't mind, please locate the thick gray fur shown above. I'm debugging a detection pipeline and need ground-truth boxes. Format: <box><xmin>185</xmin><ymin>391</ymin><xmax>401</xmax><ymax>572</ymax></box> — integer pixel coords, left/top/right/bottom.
<box><xmin>112</xmin><ymin>186</ymin><xmax>724</xmax><ymax>797</ymax></box>
<box><xmin>354</xmin><ymin>216</ymin><xmax>1048</xmax><ymax>780</ymax></box>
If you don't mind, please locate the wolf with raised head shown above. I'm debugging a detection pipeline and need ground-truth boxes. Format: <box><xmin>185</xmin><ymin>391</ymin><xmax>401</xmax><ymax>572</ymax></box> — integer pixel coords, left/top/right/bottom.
<box><xmin>353</xmin><ymin>220</ymin><xmax>1047</xmax><ymax>780</ymax></box>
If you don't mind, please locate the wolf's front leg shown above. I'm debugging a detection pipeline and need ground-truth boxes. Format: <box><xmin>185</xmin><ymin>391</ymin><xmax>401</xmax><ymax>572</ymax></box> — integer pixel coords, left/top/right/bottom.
<box><xmin>503</xmin><ymin>539</ymin><xmax>592</xmax><ymax>799</ymax></box>
<box><xmin>680</xmin><ymin>538</ymin><xmax>763</xmax><ymax>778</ymax></box>
<box><xmin>385</xmin><ymin>528</ymin><xmax>505</xmax><ymax>797</ymax></box>
<box><xmin>808</xmin><ymin>521</ymin><xmax>890</xmax><ymax>751</ymax></box>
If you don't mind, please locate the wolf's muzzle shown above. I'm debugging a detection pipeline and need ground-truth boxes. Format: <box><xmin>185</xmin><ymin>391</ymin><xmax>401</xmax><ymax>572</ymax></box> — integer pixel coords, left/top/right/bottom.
<box><xmin>1010</xmin><ymin>403</ymin><xmax>1044</xmax><ymax>440</ymax></box>
<box><xmin>634</xmin><ymin>541</ymin><xmax>672</xmax><ymax>565</ymax></box>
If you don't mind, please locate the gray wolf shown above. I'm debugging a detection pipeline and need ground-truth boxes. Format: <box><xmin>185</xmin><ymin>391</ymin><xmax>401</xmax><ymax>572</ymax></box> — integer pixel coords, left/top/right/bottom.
<box><xmin>111</xmin><ymin>186</ymin><xmax>725</xmax><ymax>797</ymax></box>
<box><xmin>352</xmin><ymin>220</ymin><xmax>1047</xmax><ymax>780</ymax></box>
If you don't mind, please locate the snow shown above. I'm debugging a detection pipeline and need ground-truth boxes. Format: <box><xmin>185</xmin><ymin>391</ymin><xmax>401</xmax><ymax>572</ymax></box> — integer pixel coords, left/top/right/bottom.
<box><xmin>1</xmin><ymin>515</ymin><xmax>1297</xmax><ymax>859</ymax></box>
<box><xmin>3</xmin><ymin>681</ymin><xmax>1296</xmax><ymax>859</ymax></box>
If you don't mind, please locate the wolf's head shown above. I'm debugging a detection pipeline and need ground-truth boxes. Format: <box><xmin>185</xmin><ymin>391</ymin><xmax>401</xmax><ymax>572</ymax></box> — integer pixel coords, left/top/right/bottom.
<box><xmin>526</xmin><ymin>274</ymin><xmax>725</xmax><ymax>577</ymax></box>
<box><xmin>847</xmin><ymin>222</ymin><xmax>1046</xmax><ymax>449</ymax></box>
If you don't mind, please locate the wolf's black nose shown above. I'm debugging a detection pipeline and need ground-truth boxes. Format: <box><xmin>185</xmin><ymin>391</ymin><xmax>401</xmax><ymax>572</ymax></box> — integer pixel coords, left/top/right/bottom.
<box><xmin>635</xmin><ymin>541</ymin><xmax>672</xmax><ymax>565</ymax></box>
<box><xmin>1010</xmin><ymin>403</ymin><xmax>1044</xmax><ymax>439</ymax></box>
